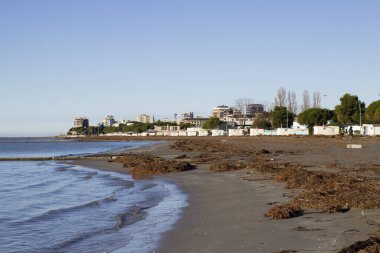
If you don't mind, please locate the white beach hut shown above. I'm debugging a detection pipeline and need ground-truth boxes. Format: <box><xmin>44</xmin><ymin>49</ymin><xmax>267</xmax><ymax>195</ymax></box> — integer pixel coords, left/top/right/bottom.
<box><xmin>362</xmin><ymin>124</ymin><xmax>380</xmax><ymax>136</ymax></box>
<box><xmin>250</xmin><ymin>128</ymin><xmax>265</xmax><ymax>136</ymax></box>
<box><xmin>211</xmin><ymin>130</ymin><xmax>225</xmax><ymax>136</ymax></box>
<box><xmin>313</xmin><ymin>126</ymin><xmax>340</xmax><ymax>136</ymax></box>
<box><xmin>228</xmin><ymin>129</ymin><xmax>245</xmax><ymax>137</ymax></box>
<box><xmin>198</xmin><ymin>130</ymin><xmax>209</xmax><ymax>136</ymax></box>
<box><xmin>277</xmin><ymin>128</ymin><xmax>296</xmax><ymax>136</ymax></box>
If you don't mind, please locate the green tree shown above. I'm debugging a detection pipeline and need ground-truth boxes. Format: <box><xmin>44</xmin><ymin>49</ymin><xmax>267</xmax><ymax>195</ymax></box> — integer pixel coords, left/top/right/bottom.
<box><xmin>335</xmin><ymin>93</ymin><xmax>365</xmax><ymax>124</ymax></box>
<box><xmin>67</xmin><ymin>127</ymin><xmax>84</xmax><ymax>135</ymax></box>
<box><xmin>180</xmin><ymin>122</ymin><xmax>194</xmax><ymax>130</ymax></box>
<box><xmin>297</xmin><ymin>108</ymin><xmax>335</xmax><ymax>134</ymax></box>
<box><xmin>154</xmin><ymin>120</ymin><xmax>177</xmax><ymax>126</ymax></box>
<box><xmin>98</xmin><ymin>124</ymin><xmax>105</xmax><ymax>134</ymax></box>
<box><xmin>252</xmin><ymin>113</ymin><xmax>271</xmax><ymax>129</ymax></box>
<box><xmin>202</xmin><ymin>117</ymin><xmax>220</xmax><ymax>129</ymax></box>
<box><xmin>269</xmin><ymin>106</ymin><xmax>294</xmax><ymax>128</ymax></box>
<box><xmin>297</xmin><ymin>108</ymin><xmax>335</xmax><ymax>126</ymax></box>
<box><xmin>103</xmin><ymin>126</ymin><xmax>118</xmax><ymax>134</ymax></box>
<box><xmin>365</xmin><ymin>100</ymin><xmax>380</xmax><ymax>123</ymax></box>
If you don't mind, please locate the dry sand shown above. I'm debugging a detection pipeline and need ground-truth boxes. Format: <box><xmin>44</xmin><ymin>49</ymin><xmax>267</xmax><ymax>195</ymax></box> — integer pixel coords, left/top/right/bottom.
<box><xmin>72</xmin><ymin>137</ymin><xmax>380</xmax><ymax>252</ymax></box>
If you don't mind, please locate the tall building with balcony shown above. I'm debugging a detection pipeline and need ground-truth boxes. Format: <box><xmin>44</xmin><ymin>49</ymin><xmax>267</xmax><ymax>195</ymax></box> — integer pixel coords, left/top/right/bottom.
<box><xmin>74</xmin><ymin>117</ymin><xmax>89</xmax><ymax>128</ymax></box>
<box><xmin>136</xmin><ymin>114</ymin><xmax>150</xmax><ymax>124</ymax></box>
<box><xmin>212</xmin><ymin>105</ymin><xmax>233</xmax><ymax>119</ymax></box>
<box><xmin>246</xmin><ymin>104</ymin><xmax>264</xmax><ymax>117</ymax></box>
<box><xmin>181</xmin><ymin>112</ymin><xmax>194</xmax><ymax>120</ymax></box>
<box><xmin>102</xmin><ymin>115</ymin><xmax>116</xmax><ymax>127</ymax></box>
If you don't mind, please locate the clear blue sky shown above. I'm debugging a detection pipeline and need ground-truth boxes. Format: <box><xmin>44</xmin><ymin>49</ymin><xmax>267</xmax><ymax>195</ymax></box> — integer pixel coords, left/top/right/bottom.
<box><xmin>1</xmin><ymin>0</ymin><xmax>380</xmax><ymax>136</ymax></box>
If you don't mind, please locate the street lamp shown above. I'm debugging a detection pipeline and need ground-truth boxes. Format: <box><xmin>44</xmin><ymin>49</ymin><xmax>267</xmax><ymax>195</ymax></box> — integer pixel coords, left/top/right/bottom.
<box><xmin>286</xmin><ymin>107</ymin><xmax>288</xmax><ymax>129</ymax></box>
<box><xmin>323</xmin><ymin>95</ymin><xmax>327</xmax><ymax>126</ymax></box>
<box><xmin>359</xmin><ymin>101</ymin><xmax>362</xmax><ymax>127</ymax></box>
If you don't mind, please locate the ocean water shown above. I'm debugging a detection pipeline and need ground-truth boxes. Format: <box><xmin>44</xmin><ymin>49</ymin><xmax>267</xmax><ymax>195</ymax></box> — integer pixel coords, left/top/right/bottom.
<box><xmin>0</xmin><ymin>138</ymin><xmax>187</xmax><ymax>253</ymax></box>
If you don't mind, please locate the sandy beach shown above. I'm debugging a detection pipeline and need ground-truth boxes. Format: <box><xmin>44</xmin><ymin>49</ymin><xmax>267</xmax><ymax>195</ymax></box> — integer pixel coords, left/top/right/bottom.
<box><xmin>74</xmin><ymin>136</ymin><xmax>380</xmax><ymax>252</ymax></box>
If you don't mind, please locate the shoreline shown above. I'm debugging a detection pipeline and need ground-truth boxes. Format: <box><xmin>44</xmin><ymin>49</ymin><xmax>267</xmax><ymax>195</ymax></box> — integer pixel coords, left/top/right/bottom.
<box><xmin>69</xmin><ymin>138</ymin><xmax>380</xmax><ymax>252</ymax></box>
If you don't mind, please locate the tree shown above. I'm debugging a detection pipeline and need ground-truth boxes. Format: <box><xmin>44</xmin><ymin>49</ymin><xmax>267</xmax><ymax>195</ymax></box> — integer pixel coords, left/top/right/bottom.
<box><xmin>180</xmin><ymin>122</ymin><xmax>194</xmax><ymax>130</ymax></box>
<box><xmin>269</xmin><ymin>106</ymin><xmax>294</xmax><ymax>128</ymax></box>
<box><xmin>235</xmin><ymin>98</ymin><xmax>253</xmax><ymax>116</ymax></box>
<box><xmin>312</xmin><ymin>91</ymin><xmax>321</xmax><ymax>108</ymax></box>
<box><xmin>274</xmin><ymin>87</ymin><xmax>286</xmax><ymax>107</ymax></box>
<box><xmin>202</xmin><ymin>117</ymin><xmax>220</xmax><ymax>129</ymax></box>
<box><xmin>252</xmin><ymin>113</ymin><xmax>271</xmax><ymax>129</ymax></box>
<box><xmin>335</xmin><ymin>93</ymin><xmax>365</xmax><ymax>125</ymax></box>
<box><xmin>301</xmin><ymin>90</ymin><xmax>310</xmax><ymax>112</ymax></box>
<box><xmin>365</xmin><ymin>100</ymin><xmax>380</xmax><ymax>123</ymax></box>
<box><xmin>287</xmin><ymin>90</ymin><xmax>298</xmax><ymax>114</ymax></box>
<box><xmin>235</xmin><ymin>98</ymin><xmax>252</xmax><ymax>127</ymax></box>
<box><xmin>67</xmin><ymin>127</ymin><xmax>84</xmax><ymax>135</ymax></box>
<box><xmin>297</xmin><ymin>108</ymin><xmax>335</xmax><ymax>133</ymax></box>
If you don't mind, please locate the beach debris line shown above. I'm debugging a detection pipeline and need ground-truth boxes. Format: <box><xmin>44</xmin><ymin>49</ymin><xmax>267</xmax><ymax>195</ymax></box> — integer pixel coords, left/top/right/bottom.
<box><xmin>263</xmin><ymin>165</ymin><xmax>380</xmax><ymax>219</ymax></box>
<box><xmin>265</xmin><ymin>203</ymin><xmax>303</xmax><ymax>219</ymax></box>
<box><xmin>336</xmin><ymin>230</ymin><xmax>380</xmax><ymax>253</ymax></box>
<box><xmin>168</xmin><ymin>139</ymin><xmax>380</xmax><ymax>219</ymax></box>
<box><xmin>209</xmin><ymin>162</ymin><xmax>240</xmax><ymax>172</ymax></box>
<box><xmin>116</xmin><ymin>154</ymin><xmax>194</xmax><ymax>177</ymax></box>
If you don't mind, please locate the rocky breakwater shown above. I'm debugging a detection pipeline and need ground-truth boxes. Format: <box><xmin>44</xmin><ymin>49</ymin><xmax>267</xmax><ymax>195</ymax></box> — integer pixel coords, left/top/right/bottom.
<box><xmin>115</xmin><ymin>154</ymin><xmax>195</xmax><ymax>178</ymax></box>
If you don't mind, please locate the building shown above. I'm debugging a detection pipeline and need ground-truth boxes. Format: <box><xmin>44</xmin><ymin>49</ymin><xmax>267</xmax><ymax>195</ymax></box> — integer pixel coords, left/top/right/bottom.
<box><xmin>246</xmin><ymin>104</ymin><xmax>264</xmax><ymax>117</ymax></box>
<box><xmin>182</xmin><ymin>112</ymin><xmax>194</xmax><ymax>120</ymax></box>
<box><xmin>154</xmin><ymin>125</ymin><xmax>181</xmax><ymax>132</ymax></box>
<box><xmin>212</xmin><ymin>105</ymin><xmax>233</xmax><ymax>119</ymax></box>
<box><xmin>136</xmin><ymin>114</ymin><xmax>150</xmax><ymax>124</ymax></box>
<box><xmin>313</xmin><ymin>126</ymin><xmax>340</xmax><ymax>135</ymax></box>
<box><xmin>211</xmin><ymin>129</ymin><xmax>225</xmax><ymax>136</ymax></box>
<box><xmin>74</xmin><ymin>117</ymin><xmax>89</xmax><ymax>128</ymax></box>
<box><xmin>250</xmin><ymin>128</ymin><xmax>265</xmax><ymax>136</ymax></box>
<box><xmin>102</xmin><ymin>115</ymin><xmax>116</xmax><ymax>127</ymax></box>
<box><xmin>183</xmin><ymin>117</ymin><xmax>209</xmax><ymax>127</ymax></box>
<box><xmin>228</xmin><ymin>129</ymin><xmax>245</xmax><ymax>136</ymax></box>
<box><xmin>361</xmin><ymin>124</ymin><xmax>380</xmax><ymax>136</ymax></box>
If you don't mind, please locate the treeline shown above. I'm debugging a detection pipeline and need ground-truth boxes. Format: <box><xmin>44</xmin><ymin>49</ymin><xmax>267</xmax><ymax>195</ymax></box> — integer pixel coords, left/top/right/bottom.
<box><xmin>68</xmin><ymin>121</ymin><xmax>194</xmax><ymax>135</ymax></box>
<box><xmin>233</xmin><ymin>90</ymin><xmax>380</xmax><ymax>131</ymax></box>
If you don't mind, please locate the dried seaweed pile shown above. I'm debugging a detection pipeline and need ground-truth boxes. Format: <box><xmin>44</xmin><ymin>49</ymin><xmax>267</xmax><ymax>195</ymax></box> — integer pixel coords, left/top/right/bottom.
<box><xmin>170</xmin><ymin>139</ymin><xmax>221</xmax><ymax>153</ymax></box>
<box><xmin>170</xmin><ymin>139</ymin><xmax>380</xmax><ymax>220</ymax></box>
<box><xmin>192</xmin><ymin>153</ymin><xmax>224</xmax><ymax>164</ymax></box>
<box><xmin>116</xmin><ymin>154</ymin><xmax>194</xmax><ymax>177</ymax></box>
<box><xmin>337</xmin><ymin>232</ymin><xmax>380</xmax><ymax>253</ymax></box>
<box><xmin>265</xmin><ymin>165</ymin><xmax>380</xmax><ymax>219</ymax></box>
<box><xmin>264</xmin><ymin>203</ymin><xmax>304</xmax><ymax>219</ymax></box>
<box><xmin>209</xmin><ymin>161</ymin><xmax>248</xmax><ymax>172</ymax></box>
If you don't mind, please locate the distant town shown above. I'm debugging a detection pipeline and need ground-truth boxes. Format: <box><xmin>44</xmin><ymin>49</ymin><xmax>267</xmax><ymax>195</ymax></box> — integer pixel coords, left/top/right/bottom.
<box><xmin>67</xmin><ymin>88</ymin><xmax>380</xmax><ymax>137</ymax></box>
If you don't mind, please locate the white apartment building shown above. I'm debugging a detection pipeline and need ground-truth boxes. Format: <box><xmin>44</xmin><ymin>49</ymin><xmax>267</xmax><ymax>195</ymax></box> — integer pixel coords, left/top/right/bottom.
<box><xmin>74</xmin><ymin>117</ymin><xmax>89</xmax><ymax>128</ymax></box>
<box><xmin>102</xmin><ymin>115</ymin><xmax>116</xmax><ymax>127</ymax></box>
<box><xmin>136</xmin><ymin>114</ymin><xmax>150</xmax><ymax>124</ymax></box>
<box><xmin>212</xmin><ymin>105</ymin><xmax>233</xmax><ymax>119</ymax></box>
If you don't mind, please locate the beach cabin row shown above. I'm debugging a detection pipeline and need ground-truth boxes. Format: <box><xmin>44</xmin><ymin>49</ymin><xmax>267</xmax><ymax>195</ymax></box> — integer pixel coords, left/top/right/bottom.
<box><xmin>101</xmin><ymin>124</ymin><xmax>378</xmax><ymax>137</ymax></box>
<box><xmin>361</xmin><ymin>124</ymin><xmax>380</xmax><ymax>136</ymax></box>
<box><xmin>249</xmin><ymin>128</ymin><xmax>308</xmax><ymax>136</ymax></box>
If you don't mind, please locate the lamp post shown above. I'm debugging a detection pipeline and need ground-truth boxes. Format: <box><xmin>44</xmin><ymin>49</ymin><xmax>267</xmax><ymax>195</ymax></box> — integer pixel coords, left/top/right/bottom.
<box><xmin>286</xmin><ymin>107</ymin><xmax>288</xmax><ymax>129</ymax></box>
<box><xmin>359</xmin><ymin>101</ymin><xmax>362</xmax><ymax>127</ymax></box>
<box><xmin>323</xmin><ymin>95</ymin><xmax>327</xmax><ymax>126</ymax></box>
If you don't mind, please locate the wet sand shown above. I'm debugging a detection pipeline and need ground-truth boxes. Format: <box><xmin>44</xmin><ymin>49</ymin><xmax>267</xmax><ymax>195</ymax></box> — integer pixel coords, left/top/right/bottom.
<box><xmin>72</xmin><ymin>137</ymin><xmax>380</xmax><ymax>252</ymax></box>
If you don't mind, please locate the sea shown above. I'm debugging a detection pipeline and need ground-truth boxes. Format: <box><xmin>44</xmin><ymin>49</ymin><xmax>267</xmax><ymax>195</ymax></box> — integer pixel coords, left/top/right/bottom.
<box><xmin>0</xmin><ymin>138</ymin><xmax>187</xmax><ymax>253</ymax></box>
